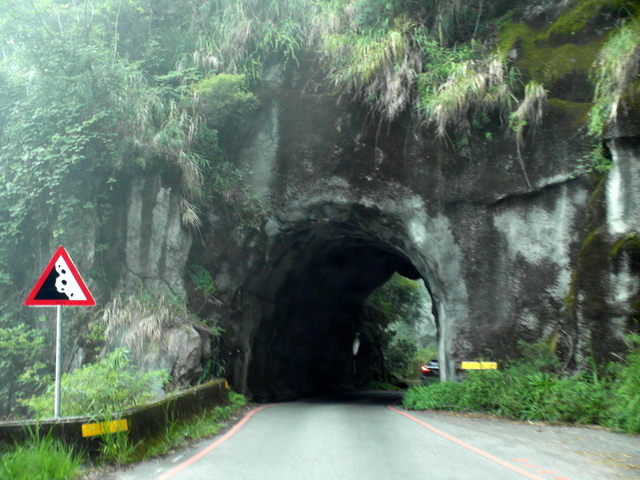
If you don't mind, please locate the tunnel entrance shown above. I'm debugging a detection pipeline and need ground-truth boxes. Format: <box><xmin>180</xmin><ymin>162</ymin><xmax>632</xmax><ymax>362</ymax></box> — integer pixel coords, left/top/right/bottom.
<box><xmin>239</xmin><ymin>215</ymin><xmax>440</xmax><ymax>402</ymax></box>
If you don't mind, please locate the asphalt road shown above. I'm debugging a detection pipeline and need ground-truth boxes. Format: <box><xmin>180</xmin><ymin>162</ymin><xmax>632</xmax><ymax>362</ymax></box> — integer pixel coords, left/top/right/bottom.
<box><xmin>109</xmin><ymin>391</ymin><xmax>640</xmax><ymax>480</ymax></box>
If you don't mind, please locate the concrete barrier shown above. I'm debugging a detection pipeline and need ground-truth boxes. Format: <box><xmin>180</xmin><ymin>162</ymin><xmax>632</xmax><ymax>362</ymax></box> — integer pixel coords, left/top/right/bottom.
<box><xmin>0</xmin><ymin>379</ymin><xmax>229</xmax><ymax>452</ymax></box>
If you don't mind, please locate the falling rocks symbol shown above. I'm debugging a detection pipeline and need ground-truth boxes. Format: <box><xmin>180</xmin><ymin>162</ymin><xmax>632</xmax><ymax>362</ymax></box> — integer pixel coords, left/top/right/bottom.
<box><xmin>33</xmin><ymin>266</ymin><xmax>69</xmax><ymax>300</ymax></box>
<box><xmin>25</xmin><ymin>246</ymin><xmax>95</xmax><ymax>306</ymax></box>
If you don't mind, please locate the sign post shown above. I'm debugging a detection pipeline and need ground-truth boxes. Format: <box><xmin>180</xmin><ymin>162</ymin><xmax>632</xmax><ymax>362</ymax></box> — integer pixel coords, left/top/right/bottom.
<box><xmin>54</xmin><ymin>305</ymin><xmax>62</xmax><ymax>418</ymax></box>
<box><xmin>25</xmin><ymin>246</ymin><xmax>96</xmax><ymax>418</ymax></box>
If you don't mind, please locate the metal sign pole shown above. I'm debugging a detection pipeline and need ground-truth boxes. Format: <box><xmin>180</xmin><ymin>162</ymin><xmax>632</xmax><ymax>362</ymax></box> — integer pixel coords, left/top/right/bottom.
<box><xmin>54</xmin><ymin>305</ymin><xmax>62</xmax><ymax>419</ymax></box>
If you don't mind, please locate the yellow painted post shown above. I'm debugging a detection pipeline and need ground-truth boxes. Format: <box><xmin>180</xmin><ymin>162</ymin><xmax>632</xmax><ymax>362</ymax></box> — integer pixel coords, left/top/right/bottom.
<box><xmin>460</xmin><ymin>361</ymin><xmax>498</xmax><ymax>370</ymax></box>
<box><xmin>81</xmin><ymin>419</ymin><xmax>129</xmax><ymax>438</ymax></box>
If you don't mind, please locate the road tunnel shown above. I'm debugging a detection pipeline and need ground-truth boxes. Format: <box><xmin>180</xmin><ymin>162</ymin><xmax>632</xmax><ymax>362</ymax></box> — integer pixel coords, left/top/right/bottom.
<box><xmin>235</xmin><ymin>208</ymin><xmax>441</xmax><ymax>402</ymax></box>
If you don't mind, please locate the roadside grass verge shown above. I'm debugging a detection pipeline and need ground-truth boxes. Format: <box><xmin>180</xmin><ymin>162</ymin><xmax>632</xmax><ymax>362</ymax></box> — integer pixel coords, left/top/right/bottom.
<box><xmin>0</xmin><ymin>432</ymin><xmax>84</xmax><ymax>480</ymax></box>
<box><xmin>0</xmin><ymin>392</ymin><xmax>248</xmax><ymax>479</ymax></box>
<box><xmin>136</xmin><ymin>391</ymin><xmax>248</xmax><ymax>460</ymax></box>
<box><xmin>403</xmin><ymin>337</ymin><xmax>640</xmax><ymax>434</ymax></box>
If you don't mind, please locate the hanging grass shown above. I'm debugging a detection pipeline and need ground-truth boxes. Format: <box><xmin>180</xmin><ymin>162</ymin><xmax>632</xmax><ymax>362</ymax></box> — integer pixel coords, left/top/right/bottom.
<box><xmin>322</xmin><ymin>16</ymin><xmax>423</xmax><ymax>122</ymax></box>
<box><xmin>102</xmin><ymin>292</ymin><xmax>195</xmax><ymax>364</ymax></box>
<box><xmin>590</xmin><ymin>18</ymin><xmax>640</xmax><ymax>136</ymax></box>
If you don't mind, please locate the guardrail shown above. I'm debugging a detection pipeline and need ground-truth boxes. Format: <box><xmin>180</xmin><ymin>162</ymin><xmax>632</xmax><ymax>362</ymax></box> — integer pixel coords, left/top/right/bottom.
<box><xmin>0</xmin><ymin>378</ymin><xmax>229</xmax><ymax>452</ymax></box>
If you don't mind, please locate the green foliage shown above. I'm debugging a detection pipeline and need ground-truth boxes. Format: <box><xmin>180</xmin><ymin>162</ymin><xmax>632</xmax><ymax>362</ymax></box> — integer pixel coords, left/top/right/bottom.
<box><xmin>0</xmin><ymin>432</ymin><xmax>83</xmax><ymax>480</ymax></box>
<box><xmin>102</xmin><ymin>291</ymin><xmax>194</xmax><ymax>362</ymax></box>
<box><xmin>140</xmin><ymin>391</ymin><xmax>247</xmax><ymax>459</ymax></box>
<box><xmin>608</xmin><ymin>335</ymin><xmax>640</xmax><ymax>433</ymax></box>
<box><xmin>363</xmin><ymin>273</ymin><xmax>432</xmax><ymax>378</ymax></box>
<box><xmin>0</xmin><ymin>0</ymin><xmax>271</xmax><ymax>306</ymax></box>
<box><xmin>578</xmin><ymin>143</ymin><xmax>613</xmax><ymax>174</ymax></box>
<box><xmin>192</xmin><ymin>0</ymin><xmax>311</xmax><ymax>77</ymax></box>
<box><xmin>419</xmin><ymin>46</ymin><xmax>511</xmax><ymax>135</ymax></box>
<box><xmin>189</xmin><ymin>265</ymin><xmax>218</xmax><ymax>300</ymax></box>
<box><xmin>498</xmin><ymin>372</ymin><xmax>608</xmax><ymax>424</ymax></box>
<box><xmin>22</xmin><ymin>348</ymin><xmax>168</xmax><ymax>418</ymax></box>
<box><xmin>0</xmin><ymin>319</ymin><xmax>47</xmax><ymax>417</ymax></box>
<box><xmin>318</xmin><ymin>0</ymin><xmax>545</xmax><ymax>136</ymax></box>
<box><xmin>366</xmin><ymin>273</ymin><xmax>423</xmax><ymax>321</ymax></box>
<box><xmin>96</xmin><ymin>417</ymin><xmax>140</xmax><ymax>467</ymax></box>
<box><xmin>322</xmin><ymin>16</ymin><xmax>422</xmax><ymax>121</ymax></box>
<box><xmin>192</xmin><ymin>74</ymin><xmax>257</xmax><ymax>127</ymax></box>
<box><xmin>404</xmin><ymin>340</ymin><xmax>614</xmax><ymax>427</ymax></box>
<box><xmin>403</xmin><ymin>381</ymin><xmax>466</xmax><ymax>410</ymax></box>
<box><xmin>384</xmin><ymin>337</ymin><xmax>417</xmax><ymax>377</ymax></box>
<box><xmin>589</xmin><ymin>18</ymin><xmax>640</xmax><ymax>137</ymax></box>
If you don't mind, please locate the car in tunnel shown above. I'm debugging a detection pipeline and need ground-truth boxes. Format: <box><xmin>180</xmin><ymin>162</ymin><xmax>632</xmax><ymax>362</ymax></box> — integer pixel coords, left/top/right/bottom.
<box><xmin>420</xmin><ymin>359</ymin><xmax>440</xmax><ymax>378</ymax></box>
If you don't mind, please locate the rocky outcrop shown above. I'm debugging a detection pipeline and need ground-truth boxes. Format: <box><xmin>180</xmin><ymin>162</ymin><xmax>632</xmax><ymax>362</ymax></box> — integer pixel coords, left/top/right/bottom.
<box><xmin>120</xmin><ymin>176</ymin><xmax>192</xmax><ymax>298</ymax></box>
<box><xmin>95</xmin><ymin>174</ymin><xmax>210</xmax><ymax>387</ymax></box>
<box><xmin>144</xmin><ymin>324</ymin><xmax>213</xmax><ymax>389</ymax></box>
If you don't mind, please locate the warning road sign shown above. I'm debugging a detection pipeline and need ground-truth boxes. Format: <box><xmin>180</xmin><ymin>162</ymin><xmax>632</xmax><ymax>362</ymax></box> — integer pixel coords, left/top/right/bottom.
<box><xmin>24</xmin><ymin>246</ymin><xmax>96</xmax><ymax>306</ymax></box>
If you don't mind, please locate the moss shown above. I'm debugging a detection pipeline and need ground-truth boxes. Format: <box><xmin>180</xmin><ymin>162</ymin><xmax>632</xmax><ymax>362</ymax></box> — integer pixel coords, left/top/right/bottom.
<box><xmin>520</xmin><ymin>41</ymin><xmax>605</xmax><ymax>83</ymax></box>
<box><xmin>548</xmin><ymin>0</ymin><xmax>631</xmax><ymax>37</ymax></box>
<box><xmin>610</xmin><ymin>233</ymin><xmax>640</xmax><ymax>258</ymax></box>
<box><xmin>579</xmin><ymin>227</ymin><xmax>604</xmax><ymax>259</ymax></box>
<box><xmin>588</xmin><ymin>175</ymin><xmax>607</xmax><ymax>204</ymax></box>
<box><xmin>498</xmin><ymin>1</ymin><xmax>638</xmax><ymax>85</ymax></box>
<box><xmin>498</xmin><ymin>21</ymin><xmax>604</xmax><ymax>85</ymax></box>
<box><xmin>546</xmin><ymin>98</ymin><xmax>592</xmax><ymax>129</ymax></box>
<box><xmin>497</xmin><ymin>22</ymin><xmax>532</xmax><ymax>56</ymax></box>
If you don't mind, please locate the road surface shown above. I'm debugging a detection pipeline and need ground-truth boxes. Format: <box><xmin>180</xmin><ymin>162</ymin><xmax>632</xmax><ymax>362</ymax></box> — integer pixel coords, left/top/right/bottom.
<box><xmin>107</xmin><ymin>391</ymin><xmax>640</xmax><ymax>480</ymax></box>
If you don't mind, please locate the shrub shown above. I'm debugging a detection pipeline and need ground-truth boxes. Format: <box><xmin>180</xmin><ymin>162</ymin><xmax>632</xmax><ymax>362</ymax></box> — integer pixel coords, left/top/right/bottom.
<box><xmin>497</xmin><ymin>372</ymin><xmax>608</xmax><ymax>423</ymax></box>
<box><xmin>608</xmin><ymin>335</ymin><xmax>640</xmax><ymax>433</ymax></box>
<box><xmin>456</xmin><ymin>370</ymin><xmax>506</xmax><ymax>412</ymax></box>
<box><xmin>546</xmin><ymin>376</ymin><xmax>608</xmax><ymax>424</ymax></box>
<box><xmin>404</xmin><ymin>340</ymin><xmax>617</xmax><ymax>428</ymax></box>
<box><xmin>22</xmin><ymin>348</ymin><xmax>168</xmax><ymax>418</ymax></box>
<box><xmin>403</xmin><ymin>382</ymin><xmax>465</xmax><ymax>410</ymax></box>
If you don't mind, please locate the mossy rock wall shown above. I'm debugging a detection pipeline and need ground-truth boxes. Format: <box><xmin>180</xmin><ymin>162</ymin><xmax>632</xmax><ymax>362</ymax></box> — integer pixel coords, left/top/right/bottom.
<box><xmin>91</xmin><ymin>1</ymin><xmax>640</xmax><ymax>399</ymax></box>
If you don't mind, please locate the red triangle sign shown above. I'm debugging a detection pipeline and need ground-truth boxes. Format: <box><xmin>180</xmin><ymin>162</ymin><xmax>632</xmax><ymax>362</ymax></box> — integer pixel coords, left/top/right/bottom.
<box><xmin>25</xmin><ymin>246</ymin><xmax>96</xmax><ymax>306</ymax></box>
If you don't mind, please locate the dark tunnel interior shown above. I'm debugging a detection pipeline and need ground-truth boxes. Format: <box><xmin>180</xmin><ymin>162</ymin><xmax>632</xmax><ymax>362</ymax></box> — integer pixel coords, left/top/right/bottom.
<box><xmin>246</xmin><ymin>240</ymin><xmax>427</xmax><ymax>402</ymax></box>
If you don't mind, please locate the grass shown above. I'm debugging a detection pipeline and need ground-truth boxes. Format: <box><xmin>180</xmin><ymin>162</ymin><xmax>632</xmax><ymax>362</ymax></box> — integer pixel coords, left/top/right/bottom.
<box><xmin>135</xmin><ymin>391</ymin><xmax>248</xmax><ymax>460</ymax></box>
<box><xmin>589</xmin><ymin>18</ymin><xmax>640</xmax><ymax>136</ymax></box>
<box><xmin>404</xmin><ymin>337</ymin><xmax>640</xmax><ymax>434</ymax></box>
<box><xmin>1</xmin><ymin>391</ymin><xmax>248</xmax><ymax>478</ymax></box>
<box><xmin>0</xmin><ymin>433</ymin><xmax>83</xmax><ymax>480</ymax></box>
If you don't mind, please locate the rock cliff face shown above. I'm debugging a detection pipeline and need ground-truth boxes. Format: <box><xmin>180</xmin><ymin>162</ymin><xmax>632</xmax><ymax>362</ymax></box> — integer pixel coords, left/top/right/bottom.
<box><xmin>211</xmin><ymin>60</ymin><xmax>595</xmax><ymax>399</ymax></box>
<box><xmin>108</xmin><ymin>2</ymin><xmax>640</xmax><ymax>400</ymax></box>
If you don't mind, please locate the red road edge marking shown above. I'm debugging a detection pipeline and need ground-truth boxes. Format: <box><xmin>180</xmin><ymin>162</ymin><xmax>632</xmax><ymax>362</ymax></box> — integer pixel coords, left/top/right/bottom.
<box><xmin>155</xmin><ymin>405</ymin><xmax>271</xmax><ymax>480</ymax></box>
<box><xmin>387</xmin><ymin>406</ymin><xmax>549</xmax><ymax>480</ymax></box>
